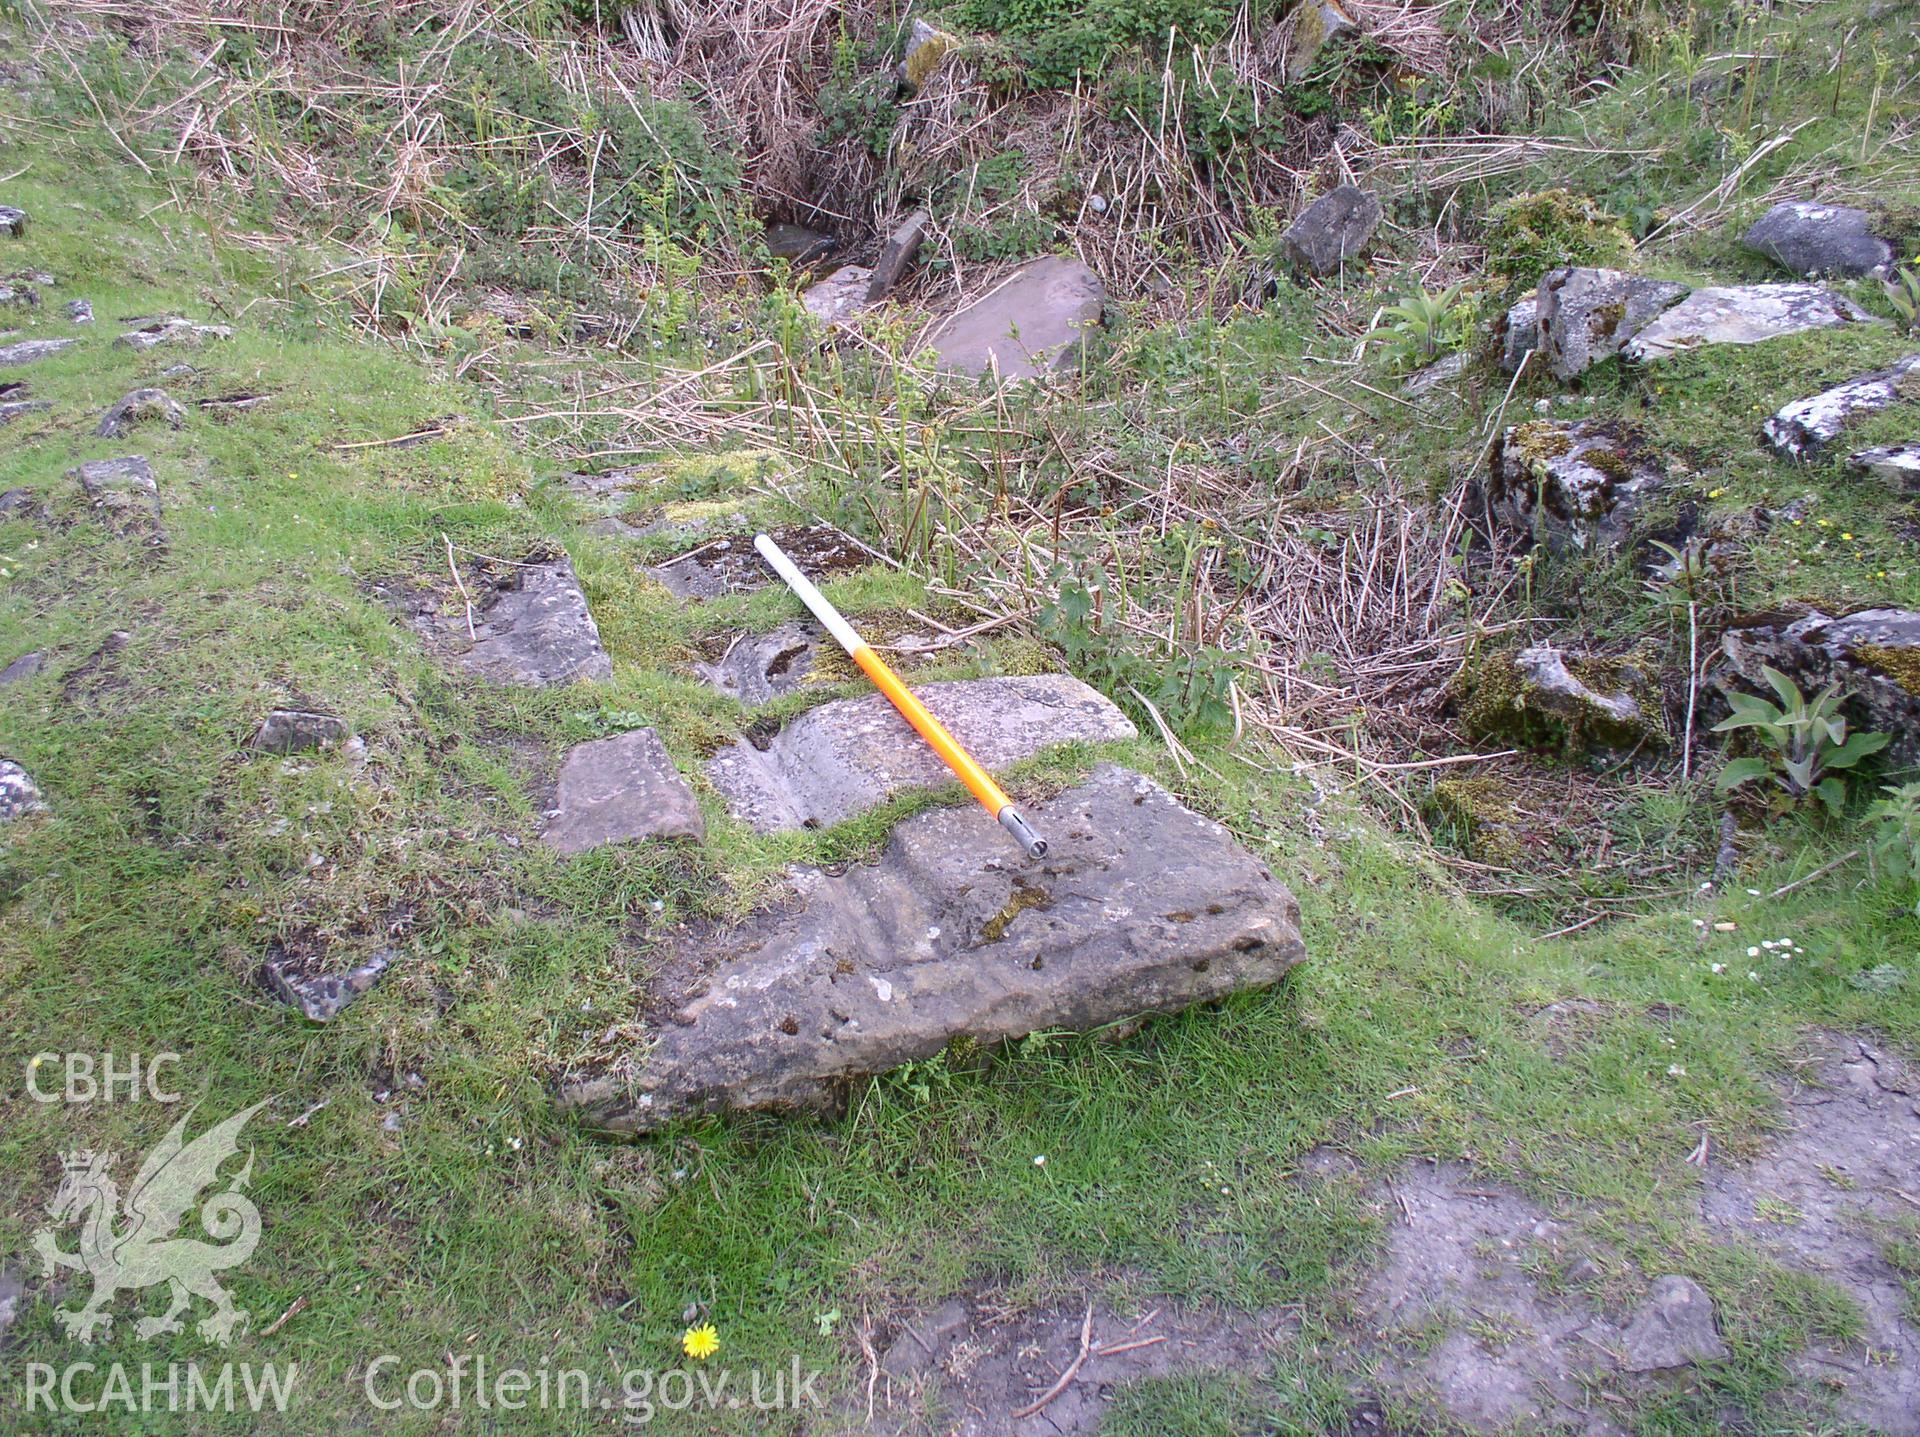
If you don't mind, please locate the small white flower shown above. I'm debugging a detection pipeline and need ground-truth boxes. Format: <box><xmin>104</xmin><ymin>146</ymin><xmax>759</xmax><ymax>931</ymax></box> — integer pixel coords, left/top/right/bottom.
<box><xmin>1668</xmin><ymin>1064</ymin><xmax>1687</xmax><ymax>1077</ymax></box>
<box><xmin>1693</xmin><ymin>919</ymin><xmax>1706</xmax><ymax>929</ymax></box>
<box><xmin>1711</xmin><ymin>963</ymin><xmax>1726</xmax><ymax>974</ymax></box>
<box><xmin>1748</xmin><ymin>972</ymin><xmax>1760</xmax><ymax>982</ymax></box>
<box><xmin>1747</xmin><ymin>947</ymin><xmax>1760</xmax><ymax>957</ymax></box>
<box><xmin>1699</xmin><ymin>881</ymin><xmax>1714</xmax><ymax>891</ymax></box>
<box><xmin>1762</xmin><ymin>941</ymin><xmax>1777</xmax><ymax>950</ymax></box>
<box><xmin>1033</xmin><ymin>1155</ymin><xmax>1047</xmax><ymax>1167</ymax></box>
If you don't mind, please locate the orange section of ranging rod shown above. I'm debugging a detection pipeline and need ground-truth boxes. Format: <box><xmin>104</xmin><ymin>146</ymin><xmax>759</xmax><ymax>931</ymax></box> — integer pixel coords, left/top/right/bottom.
<box><xmin>851</xmin><ymin>644</ymin><xmax>1013</xmax><ymax>818</ymax></box>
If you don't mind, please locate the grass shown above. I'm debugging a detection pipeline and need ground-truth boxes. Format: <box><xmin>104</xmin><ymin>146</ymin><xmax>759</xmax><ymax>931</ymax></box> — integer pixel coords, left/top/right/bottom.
<box><xmin>2</xmin><ymin>2</ymin><xmax>1919</xmax><ymax>1434</ymax></box>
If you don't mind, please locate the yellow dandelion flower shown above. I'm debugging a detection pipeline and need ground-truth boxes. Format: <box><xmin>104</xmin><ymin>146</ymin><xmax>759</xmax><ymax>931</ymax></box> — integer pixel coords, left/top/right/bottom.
<box><xmin>1842</xmin><ymin>532</ymin><xmax>1854</xmax><ymax>541</ymax></box>
<box><xmin>1707</xmin><ymin>488</ymin><xmax>1725</xmax><ymax>499</ymax></box>
<box><xmin>682</xmin><ymin>1324</ymin><xmax>720</xmax><ymax>1361</ymax></box>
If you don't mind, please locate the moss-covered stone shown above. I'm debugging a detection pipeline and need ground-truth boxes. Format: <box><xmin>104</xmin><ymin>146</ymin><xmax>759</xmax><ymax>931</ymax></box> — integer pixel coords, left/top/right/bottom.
<box><xmin>1431</xmin><ymin>776</ymin><xmax>1527</xmax><ymax>865</ymax></box>
<box><xmin>1454</xmin><ymin>644</ymin><xmax>1664</xmax><ymax>753</ymax></box>
<box><xmin>1853</xmin><ymin>642</ymin><xmax>1920</xmax><ymax>699</ymax></box>
<box><xmin>1484</xmin><ymin>189</ymin><xmax>1635</xmax><ymax>291</ymax></box>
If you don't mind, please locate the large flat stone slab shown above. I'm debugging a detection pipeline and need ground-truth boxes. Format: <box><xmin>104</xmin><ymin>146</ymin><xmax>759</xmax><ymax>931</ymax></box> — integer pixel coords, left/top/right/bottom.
<box><xmin>542</xmin><ymin>728</ymin><xmax>705</xmax><ymax>853</ymax></box>
<box><xmin>559</xmin><ymin>765</ymin><xmax>1305</xmax><ymax>1133</ymax></box>
<box><xmin>114</xmin><ymin>316</ymin><xmax>233</xmax><ymax>351</ymax></box>
<box><xmin>443</xmin><ymin>556</ymin><xmax>612</xmax><ymax>687</ymax></box>
<box><xmin>1763</xmin><ymin>354</ymin><xmax>1920</xmax><ymax>459</ymax></box>
<box><xmin>0</xmin><ymin>337</ymin><xmax>75</xmax><ymax>367</ymax></box>
<box><xmin>928</xmin><ymin>257</ymin><xmax>1104</xmax><ymax>380</ymax></box>
<box><xmin>1622</xmin><ymin>283</ymin><xmax>1875</xmax><ymax>362</ymax></box>
<box><xmin>707</xmin><ymin>674</ymin><xmax>1137</xmax><ymax>832</ymax></box>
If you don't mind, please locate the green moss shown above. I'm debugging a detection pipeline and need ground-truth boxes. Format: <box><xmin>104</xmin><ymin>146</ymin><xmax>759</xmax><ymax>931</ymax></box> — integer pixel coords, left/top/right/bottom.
<box><xmin>1507</xmin><ymin>420</ymin><xmax>1575</xmax><ymax>471</ymax></box>
<box><xmin>1431</xmin><ymin>777</ymin><xmax>1527</xmax><ymax>865</ymax></box>
<box><xmin>1455</xmin><ymin>647</ymin><xmax>1664</xmax><ymax>753</ymax></box>
<box><xmin>1484</xmin><ymin>188</ymin><xmax>1635</xmax><ymax>291</ymax></box>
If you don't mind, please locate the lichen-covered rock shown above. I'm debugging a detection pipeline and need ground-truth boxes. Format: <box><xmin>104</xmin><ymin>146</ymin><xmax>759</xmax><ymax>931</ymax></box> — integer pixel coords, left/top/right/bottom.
<box><xmin>0</xmin><ymin>337</ymin><xmax>75</xmax><ymax>367</ymax></box>
<box><xmin>801</xmin><ymin>265</ymin><xmax>871</xmax><ymax>326</ymax></box>
<box><xmin>1286</xmin><ymin>0</ymin><xmax>1356</xmax><ymax>80</ymax></box>
<box><xmin>709</xmin><ymin>673</ymin><xmax>1136</xmax><ymax>833</ymax></box>
<box><xmin>1487</xmin><ymin>419</ymin><xmax>1666</xmax><ymax>551</ymax></box>
<box><xmin>1533</xmin><ymin>267</ymin><xmax>1689</xmax><ymax>380</ymax></box>
<box><xmin>1280</xmin><ymin>184</ymin><xmax>1382</xmax><ymax>276</ymax></box>
<box><xmin>0</xmin><ymin>758</ymin><xmax>46</xmax><ymax>822</ymax></box>
<box><xmin>64</xmin><ymin>299</ymin><xmax>92</xmax><ymax>323</ymax></box>
<box><xmin>71</xmin><ymin>456</ymin><xmax>165</xmax><ymax>545</ymax></box>
<box><xmin>558</xmin><ymin>765</ymin><xmax>1305</xmax><ymax>1134</ymax></box>
<box><xmin>96</xmin><ymin>387</ymin><xmax>186</xmax><ymax>439</ymax></box>
<box><xmin>0</xmin><ymin>397</ymin><xmax>48</xmax><ymax>424</ymax></box>
<box><xmin>1623</xmin><ymin>284</ymin><xmax>1875</xmax><ymax>362</ymax></box>
<box><xmin>0</xmin><ymin>206</ymin><xmax>25</xmax><ymax>238</ymax></box>
<box><xmin>1850</xmin><ymin>443</ymin><xmax>1920</xmax><ymax>490</ymax></box>
<box><xmin>1743</xmin><ymin>200</ymin><xmax>1896</xmax><ymax>278</ymax></box>
<box><xmin>114</xmin><ymin>316</ymin><xmax>233</xmax><ymax>351</ymax></box>
<box><xmin>1498</xmin><ymin>295</ymin><xmax>1538</xmax><ymax>374</ymax></box>
<box><xmin>252</xmin><ymin>709</ymin><xmax>350</xmax><ymax>754</ymax></box>
<box><xmin>542</xmin><ymin>728</ymin><xmax>705</xmax><ymax>853</ymax></box>
<box><xmin>928</xmin><ymin>256</ymin><xmax>1105</xmax><ymax>381</ymax></box>
<box><xmin>1721</xmin><ymin>608</ymin><xmax>1920</xmax><ymax>764</ymax></box>
<box><xmin>1763</xmin><ymin>355</ymin><xmax>1920</xmax><ymax>459</ymax></box>
<box><xmin>1455</xmin><ymin>644</ymin><xmax>1661</xmax><ymax>751</ymax></box>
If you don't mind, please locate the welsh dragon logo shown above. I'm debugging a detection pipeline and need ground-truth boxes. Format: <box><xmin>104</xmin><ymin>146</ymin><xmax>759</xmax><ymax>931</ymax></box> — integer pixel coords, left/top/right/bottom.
<box><xmin>32</xmin><ymin>1100</ymin><xmax>267</xmax><ymax>1346</ymax></box>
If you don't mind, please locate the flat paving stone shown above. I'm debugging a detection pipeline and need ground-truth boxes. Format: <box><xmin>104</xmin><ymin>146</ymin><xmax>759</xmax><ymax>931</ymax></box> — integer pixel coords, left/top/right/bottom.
<box><xmin>442</xmin><ymin>556</ymin><xmax>612</xmax><ymax>687</ymax></box>
<box><xmin>707</xmin><ymin>673</ymin><xmax>1137</xmax><ymax>832</ymax></box>
<box><xmin>645</xmin><ymin>523</ymin><xmax>861</xmax><ymax>601</ymax></box>
<box><xmin>542</xmin><ymin>728</ymin><xmax>705</xmax><ymax>853</ymax></box>
<box><xmin>71</xmin><ymin>455</ymin><xmax>164</xmax><ymax>544</ymax></box>
<box><xmin>0</xmin><ymin>337</ymin><xmax>74</xmax><ymax>367</ymax></box>
<box><xmin>1623</xmin><ymin>283</ymin><xmax>1875</xmax><ymax>362</ymax></box>
<box><xmin>696</xmin><ymin>622</ymin><xmax>819</xmax><ymax>706</ymax></box>
<box><xmin>560</xmin><ymin>764</ymin><xmax>1305</xmax><ymax>1133</ymax></box>
<box><xmin>928</xmin><ymin>256</ymin><xmax>1105</xmax><ymax>380</ymax></box>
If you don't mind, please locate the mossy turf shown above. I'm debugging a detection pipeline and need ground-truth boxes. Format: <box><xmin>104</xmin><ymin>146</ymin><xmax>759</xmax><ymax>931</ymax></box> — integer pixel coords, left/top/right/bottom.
<box><xmin>2</xmin><ymin>6</ymin><xmax>1920</xmax><ymax>1435</ymax></box>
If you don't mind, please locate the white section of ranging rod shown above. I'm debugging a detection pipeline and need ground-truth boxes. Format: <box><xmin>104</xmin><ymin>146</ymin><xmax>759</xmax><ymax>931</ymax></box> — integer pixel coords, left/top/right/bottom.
<box><xmin>753</xmin><ymin>533</ymin><xmax>863</xmax><ymax>655</ymax></box>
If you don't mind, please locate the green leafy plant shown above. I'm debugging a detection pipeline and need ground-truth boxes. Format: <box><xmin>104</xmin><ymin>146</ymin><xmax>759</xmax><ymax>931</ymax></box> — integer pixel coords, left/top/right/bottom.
<box><xmin>1884</xmin><ymin>264</ymin><xmax>1920</xmax><ymax>333</ymax></box>
<box><xmin>1867</xmin><ymin>781</ymin><xmax>1920</xmax><ymax>913</ymax></box>
<box><xmin>1713</xmin><ymin>665</ymin><xmax>1888</xmax><ymax>813</ymax></box>
<box><xmin>1365</xmin><ymin>282</ymin><xmax>1471</xmax><ymax>370</ymax></box>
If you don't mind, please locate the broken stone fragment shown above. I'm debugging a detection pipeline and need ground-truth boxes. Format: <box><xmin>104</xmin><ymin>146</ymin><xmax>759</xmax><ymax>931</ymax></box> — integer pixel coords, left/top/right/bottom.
<box><xmin>1742</xmin><ymin>200</ymin><xmax>1896</xmax><ymax>278</ymax></box>
<box><xmin>1280</xmin><ymin>184</ymin><xmax>1382</xmax><ymax>276</ymax></box>
<box><xmin>763</xmin><ymin>223</ymin><xmax>835</xmax><ymax>265</ymax></box>
<box><xmin>1763</xmin><ymin>355</ymin><xmax>1920</xmax><ymax>459</ymax></box>
<box><xmin>800</xmin><ymin>265</ymin><xmax>872</xmax><ymax>326</ymax></box>
<box><xmin>0</xmin><ymin>487</ymin><xmax>35</xmax><ymax>517</ymax></box>
<box><xmin>1403</xmin><ymin>352</ymin><xmax>1469</xmax><ymax>399</ymax></box>
<box><xmin>70</xmin><ymin>455</ymin><xmax>164</xmax><ymax>544</ymax></box>
<box><xmin>1721</xmin><ymin>608</ymin><xmax>1920</xmax><ymax>766</ymax></box>
<box><xmin>0</xmin><ymin>337</ymin><xmax>75</xmax><ymax>367</ymax></box>
<box><xmin>542</xmin><ymin>728</ymin><xmax>705</xmax><ymax>854</ymax></box>
<box><xmin>113</xmin><ymin>316</ymin><xmax>234</xmax><ymax>351</ymax></box>
<box><xmin>866</xmin><ymin>208</ymin><xmax>929</xmax><ymax>302</ymax></box>
<box><xmin>1532</xmin><ymin>267</ymin><xmax>1689</xmax><ymax>380</ymax></box>
<box><xmin>708</xmin><ymin>673</ymin><xmax>1137</xmax><ymax>833</ymax></box>
<box><xmin>64</xmin><ymin>299</ymin><xmax>92</xmax><ymax>323</ymax></box>
<box><xmin>1486</xmin><ymin>419</ymin><xmax>1664</xmax><ymax>552</ymax></box>
<box><xmin>0</xmin><ymin>280</ymin><xmax>38</xmax><ymax>306</ymax></box>
<box><xmin>928</xmin><ymin>256</ymin><xmax>1104</xmax><ymax>381</ymax></box>
<box><xmin>1287</xmin><ymin>0</ymin><xmax>1357</xmax><ymax>79</ymax></box>
<box><xmin>896</xmin><ymin>17</ymin><xmax>959</xmax><ymax>90</ymax></box>
<box><xmin>1623</xmin><ymin>283</ymin><xmax>1875</xmax><ymax>363</ymax></box>
<box><xmin>262</xmin><ymin>945</ymin><xmax>395</xmax><ymax>1022</ymax></box>
<box><xmin>0</xmin><ymin>206</ymin><xmax>24</xmax><ymax>238</ymax></box>
<box><xmin>1849</xmin><ymin>443</ymin><xmax>1920</xmax><ymax>490</ymax></box>
<box><xmin>252</xmin><ymin>709</ymin><xmax>350</xmax><ymax>755</ymax></box>
<box><xmin>696</xmin><ymin>622</ymin><xmax>818</xmax><ymax>706</ymax></box>
<box><xmin>1619</xmin><ymin>1275</ymin><xmax>1728</xmax><ymax>1371</ymax></box>
<box><xmin>558</xmin><ymin>765</ymin><xmax>1305</xmax><ymax>1134</ymax></box>
<box><xmin>0</xmin><ymin>758</ymin><xmax>46</xmax><ymax>821</ymax></box>
<box><xmin>96</xmin><ymin>386</ymin><xmax>186</xmax><ymax>439</ymax></box>
<box><xmin>448</xmin><ymin>556</ymin><xmax>613</xmax><ymax>688</ymax></box>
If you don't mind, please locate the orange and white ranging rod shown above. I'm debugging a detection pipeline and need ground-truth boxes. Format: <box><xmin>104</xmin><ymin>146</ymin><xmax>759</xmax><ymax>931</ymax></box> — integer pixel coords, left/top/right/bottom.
<box><xmin>754</xmin><ymin>532</ymin><xmax>1049</xmax><ymax>860</ymax></box>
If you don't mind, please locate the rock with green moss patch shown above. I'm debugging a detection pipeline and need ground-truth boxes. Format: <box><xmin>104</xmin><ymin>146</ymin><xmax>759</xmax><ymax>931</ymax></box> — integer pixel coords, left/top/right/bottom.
<box><xmin>1455</xmin><ymin>644</ymin><xmax>1662</xmax><ymax>752</ymax></box>
<box><xmin>1487</xmin><ymin>419</ymin><xmax>1666</xmax><ymax>552</ymax></box>
<box><xmin>1430</xmin><ymin>776</ymin><xmax>1528</xmax><ymax>865</ymax></box>
<box><xmin>896</xmin><ymin>18</ymin><xmax>960</xmax><ymax>91</ymax></box>
<box><xmin>1533</xmin><ymin>267</ymin><xmax>1689</xmax><ymax>380</ymax></box>
<box><xmin>1721</xmin><ymin>608</ymin><xmax>1920</xmax><ymax>763</ymax></box>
